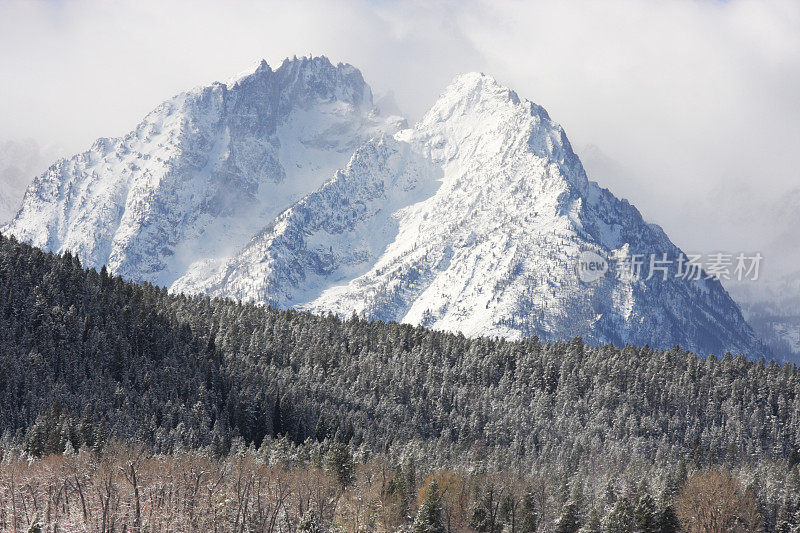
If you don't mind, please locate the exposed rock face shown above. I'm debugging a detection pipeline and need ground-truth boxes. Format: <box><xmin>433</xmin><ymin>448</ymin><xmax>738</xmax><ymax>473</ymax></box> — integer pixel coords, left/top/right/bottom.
<box><xmin>5</xmin><ymin>56</ymin><xmax>400</xmax><ymax>286</ymax></box>
<box><xmin>6</xmin><ymin>62</ymin><xmax>763</xmax><ymax>356</ymax></box>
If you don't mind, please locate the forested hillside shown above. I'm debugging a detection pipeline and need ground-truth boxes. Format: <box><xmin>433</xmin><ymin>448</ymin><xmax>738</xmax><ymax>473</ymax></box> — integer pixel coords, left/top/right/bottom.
<box><xmin>1</xmin><ymin>231</ymin><xmax>800</xmax><ymax>531</ymax></box>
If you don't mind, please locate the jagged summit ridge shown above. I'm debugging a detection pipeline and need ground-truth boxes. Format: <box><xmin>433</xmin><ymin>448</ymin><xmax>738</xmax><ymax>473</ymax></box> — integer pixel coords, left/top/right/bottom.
<box><xmin>228</xmin><ymin>55</ymin><xmax>374</xmax><ymax>112</ymax></box>
<box><xmin>4</xmin><ymin>56</ymin><xmax>400</xmax><ymax>286</ymax></box>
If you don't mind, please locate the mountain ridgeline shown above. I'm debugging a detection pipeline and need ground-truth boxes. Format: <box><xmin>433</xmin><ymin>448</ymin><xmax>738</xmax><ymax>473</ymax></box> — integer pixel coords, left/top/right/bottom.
<box><xmin>4</xmin><ymin>56</ymin><xmax>402</xmax><ymax>287</ymax></box>
<box><xmin>2</xmin><ymin>57</ymin><xmax>764</xmax><ymax>357</ymax></box>
<box><xmin>0</xmin><ymin>233</ymin><xmax>797</xmax><ymax>471</ymax></box>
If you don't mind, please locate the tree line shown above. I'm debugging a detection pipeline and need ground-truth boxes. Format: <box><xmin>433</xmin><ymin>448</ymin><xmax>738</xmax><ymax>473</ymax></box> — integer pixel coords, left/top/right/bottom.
<box><xmin>0</xmin><ymin>440</ymin><xmax>781</xmax><ymax>532</ymax></box>
<box><xmin>1</xmin><ymin>232</ymin><xmax>800</xmax><ymax>530</ymax></box>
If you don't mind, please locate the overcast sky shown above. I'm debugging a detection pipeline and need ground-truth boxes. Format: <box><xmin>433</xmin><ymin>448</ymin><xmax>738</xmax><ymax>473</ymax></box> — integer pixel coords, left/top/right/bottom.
<box><xmin>1</xmin><ymin>0</ymin><xmax>798</xmax><ymax>256</ymax></box>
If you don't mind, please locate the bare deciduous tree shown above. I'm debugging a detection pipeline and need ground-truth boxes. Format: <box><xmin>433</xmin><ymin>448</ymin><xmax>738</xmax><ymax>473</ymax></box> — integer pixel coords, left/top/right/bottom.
<box><xmin>676</xmin><ymin>469</ymin><xmax>762</xmax><ymax>533</ymax></box>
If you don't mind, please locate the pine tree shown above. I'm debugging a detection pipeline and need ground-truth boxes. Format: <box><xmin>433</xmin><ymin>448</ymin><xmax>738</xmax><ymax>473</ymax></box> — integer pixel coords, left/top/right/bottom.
<box><xmin>633</xmin><ymin>493</ymin><xmax>657</xmax><ymax>533</ymax></box>
<box><xmin>26</xmin><ymin>513</ymin><xmax>42</xmax><ymax>533</ymax></box>
<box><xmin>520</xmin><ymin>489</ymin><xmax>539</xmax><ymax>533</ymax></box>
<box><xmin>555</xmin><ymin>501</ymin><xmax>580</xmax><ymax>533</ymax></box>
<box><xmin>656</xmin><ymin>497</ymin><xmax>680</xmax><ymax>533</ymax></box>
<box><xmin>386</xmin><ymin>464</ymin><xmax>412</xmax><ymax>526</ymax></box>
<box><xmin>777</xmin><ymin>498</ymin><xmax>800</xmax><ymax>533</ymax></box>
<box><xmin>579</xmin><ymin>508</ymin><xmax>602</xmax><ymax>533</ymax></box>
<box><xmin>571</xmin><ymin>480</ymin><xmax>587</xmax><ymax>526</ymax></box>
<box><xmin>603</xmin><ymin>495</ymin><xmax>634</xmax><ymax>533</ymax></box>
<box><xmin>603</xmin><ymin>477</ymin><xmax>617</xmax><ymax>509</ymax></box>
<box><xmin>470</xmin><ymin>499</ymin><xmax>490</xmax><ymax>533</ymax></box>
<box><xmin>325</xmin><ymin>442</ymin><xmax>354</xmax><ymax>488</ymax></box>
<box><xmin>298</xmin><ymin>509</ymin><xmax>324</xmax><ymax>533</ymax></box>
<box><xmin>470</xmin><ymin>484</ymin><xmax>500</xmax><ymax>533</ymax></box>
<box><xmin>500</xmin><ymin>492</ymin><xmax>516</xmax><ymax>532</ymax></box>
<box><xmin>1</xmin><ymin>233</ymin><xmax>800</xmax><ymax>530</ymax></box>
<box><xmin>413</xmin><ymin>480</ymin><xmax>447</xmax><ymax>533</ymax></box>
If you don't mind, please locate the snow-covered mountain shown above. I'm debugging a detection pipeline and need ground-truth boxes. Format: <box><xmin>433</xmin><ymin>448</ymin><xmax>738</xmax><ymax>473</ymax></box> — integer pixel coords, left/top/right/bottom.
<box><xmin>175</xmin><ymin>71</ymin><xmax>762</xmax><ymax>356</ymax></box>
<box><xmin>5</xmin><ymin>59</ymin><xmax>764</xmax><ymax>357</ymax></box>
<box><xmin>3</xmin><ymin>56</ymin><xmax>403</xmax><ymax>286</ymax></box>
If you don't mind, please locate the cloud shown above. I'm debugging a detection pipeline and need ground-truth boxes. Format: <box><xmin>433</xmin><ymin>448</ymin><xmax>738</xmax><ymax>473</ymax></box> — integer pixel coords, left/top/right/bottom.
<box><xmin>1</xmin><ymin>0</ymin><xmax>798</xmax><ymax>256</ymax></box>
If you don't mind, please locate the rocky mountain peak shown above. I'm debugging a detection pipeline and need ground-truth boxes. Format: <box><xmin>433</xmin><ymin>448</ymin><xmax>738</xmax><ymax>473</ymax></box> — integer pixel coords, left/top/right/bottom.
<box><xmin>4</xmin><ymin>57</ymin><xmax>396</xmax><ymax>286</ymax></box>
<box><xmin>4</xmin><ymin>63</ymin><xmax>765</xmax><ymax>358</ymax></box>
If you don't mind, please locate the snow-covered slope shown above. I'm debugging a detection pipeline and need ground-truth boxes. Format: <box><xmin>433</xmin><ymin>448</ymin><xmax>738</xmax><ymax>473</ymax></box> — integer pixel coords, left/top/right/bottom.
<box><xmin>174</xmin><ymin>72</ymin><xmax>763</xmax><ymax>357</ymax></box>
<box><xmin>3</xmin><ymin>56</ymin><xmax>402</xmax><ymax>285</ymax></box>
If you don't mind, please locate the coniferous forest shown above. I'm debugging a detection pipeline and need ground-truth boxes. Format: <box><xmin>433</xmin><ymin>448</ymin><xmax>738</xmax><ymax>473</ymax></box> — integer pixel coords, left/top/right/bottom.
<box><xmin>1</xmin><ymin>231</ymin><xmax>800</xmax><ymax>532</ymax></box>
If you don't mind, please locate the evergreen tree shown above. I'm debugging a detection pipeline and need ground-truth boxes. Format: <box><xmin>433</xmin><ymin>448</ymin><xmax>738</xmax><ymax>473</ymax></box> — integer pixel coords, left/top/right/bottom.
<box><xmin>26</xmin><ymin>513</ymin><xmax>42</xmax><ymax>533</ymax></box>
<box><xmin>0</xmin><ymin>233</ymin><xmax>799</xmax><ymax>527</ymax></box>
<box><xmin>580</xmin><ymin>508</ymin><xmax>602</xmax><ymax>533</ymax></box>
<box><xmin>571</xmin><ymin>480</ymin><xmax>587</xmax><ymax>525</ymax></box>
<box><xmin>386</xmin><ymin>464</ymin><xmax>413</xmax><ymax>526</ymax></box>
<box><xmin>520</xmin><ymin>489</ymin><xmax>539</xmax><ymax>533</ymax></box>
<box><xmin>555</xmin><ymin>501</ymin><xmax>580</xmax><ymax>533</ymax></box>
<box><xmin>777</xmin><ymin>499</ymin><xmax>800</xmax><ymax>533</ymax></box>
<box><xmin>633</xmin><ymin>493</ymin><xmax>657</xmax><ymax>533</ymax></box>
<box><xmin>298</xmin><ymin>509</ymin><xmax>324</xmax><ymax>533</ymax></box>
<box><xmin>413</xmin><ymin>480</ymin><xmax>447</xmax><ymax>533</ymax></box>
<box><xmin>500</xmin><ymin>492</ymin><xmax>516</xmax><ymax>532</ymax></box>
<box><xmin>603</xmin><ymin>478</ymin><xmax>617</xmax><ymax>509</ymax></box>
<box><xmin>603</xmin><ymin>495</ymin><xmax>634</xmax><ymax>533</ymax></box>
<box><xmin>558</xmin><ymin>476</ymin><xmax>571</xmax><ymax>508</ymax></box>
<box><xmin>470</xmin><ymin>484</ymin><xmax>501</xmax><ymax>533</ymax></box>
<box><xmin>470</xmin><ymin>498</ymin><xmax>490</xmax><ymax>533</ymax></box>
<box><xmin>656</xmin><ymin>497</ymin><xmax>680</xmax><ymax>533</ymax></box>
<box><xmin>325</xmin><ymin>442</ymin><xmax>354</xmax><ymax>488</ymax></box>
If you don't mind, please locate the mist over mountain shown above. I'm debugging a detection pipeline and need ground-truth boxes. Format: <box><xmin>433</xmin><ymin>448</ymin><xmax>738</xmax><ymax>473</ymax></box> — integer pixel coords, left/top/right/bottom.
<box><xmin>4</xmin><ymin>56</ymin><xmax>402</xmax><ymax>287</ymax></box>
<box><xmin>716</xmin><ymin>187</ymin><xmax>800</xmax><ymax>362</ymax></box>
<box><xmin>0</xmin><ymin>139</ymin><xmax>61</xmax><ymax>225</ymax></box>
<box><xmin>4</xmin><ymin>57</ymin><xmax>765</xmax><ymax>358</ymax></box>
<box><xmin>579</xmin><ymin>145</ymin><xmax>800</xmax><ymax>363</ymax></box>
<box><xmin>2</xmin><ymin>1</ymin><xmax>799</xmax><ymax>529</ymax></box>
